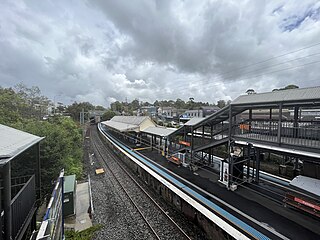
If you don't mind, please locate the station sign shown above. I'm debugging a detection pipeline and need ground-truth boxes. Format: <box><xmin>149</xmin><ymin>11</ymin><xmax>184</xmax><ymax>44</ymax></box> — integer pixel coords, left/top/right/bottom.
<box><xmin>179</xmin><ymin>140</ymin><xmax>191</xmax><ymax>146</ymax></box>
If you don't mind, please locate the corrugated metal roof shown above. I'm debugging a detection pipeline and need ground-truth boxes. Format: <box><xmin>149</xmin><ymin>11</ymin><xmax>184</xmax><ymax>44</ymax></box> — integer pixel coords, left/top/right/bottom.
<box><xmin>64</xmin><ymin>175</ymin><xmax>76</xmax><ymax>193</ymax></box>
<box><xmin>185</xmin><ymin>117</ymin><xmax>205</xmax><ymax>126</ymax></box>
<box><xmin>102</xmin><ymin>121</ymin><xmax>139</xmax><ymax>132</ymax></box>
<box><xmin>232</xmin><ymin>86</ymin><xmax>320</xmax><ymax>105</ymax></box>
<box><xmin>290</xmin><ymin>175</ymin><xmax>320</xmax><ymax>197</ymax></box>
<box><xmin>111</xmin><ymin>116</ymin><xmax>150</xmax><ymax>125</ymax></box>
<box><xmin>0</xmin><ymin>124</ymin><xmax>43</xmax><ymax>162</ymax></box>
<box><xmin>142</xmin><ymin>126</ymin><xmax>176</xmax><ymax>137</ymax></box>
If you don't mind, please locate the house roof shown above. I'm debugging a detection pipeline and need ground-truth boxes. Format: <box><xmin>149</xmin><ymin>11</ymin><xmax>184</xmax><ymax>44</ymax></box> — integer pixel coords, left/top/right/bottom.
<box><xmin>201</xmin><ymin>106</ymin><xmax>221</xmax><ymax>111</ymax></box>
<box><xmin>0</xmin><ymin>124</ymin><xmax>44</xmax><ymax>165</ymax></box>
<box><xmin>232</xmin><ymin>86</ymin><xmax>320</xmax><ymax>106</ymax></box>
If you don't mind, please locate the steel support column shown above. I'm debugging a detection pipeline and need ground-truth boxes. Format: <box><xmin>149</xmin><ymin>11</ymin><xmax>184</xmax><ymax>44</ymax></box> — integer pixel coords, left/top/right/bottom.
<box><xmin>277</xmin><ymin>103</ymin><xmax>283</xmax><ymax>145</ymax></box>
<box><xmin>191</xmin><ymin>127</ymin><xmax>194</xmax><ymax>163</ymax></box>
<box><xmin>164</xmin><ymin>138</ymin><xmax>168</xmax><ymax>157</ymax></box>
<box><xmin>202</xmin><ymin>126</ymin><xmax>205</xmax><ymax>144</ymax></box>
<box><xmin>0</xmin><ymin>169</ymin><xmax>2</xmax><ymax>240</ymax></box>
<box><xmin>246</xmin><ymin>146</ymin><xmax>250</xmax><ymax>180</ymax></box>
<box><xmin>227</xmin><ymin>105</ymin><xmax>233</xmax><ymax>189</ymax></box>
<box><xmin>35</xmin><ymin>143</ymin><xmax>41</xmax><ymax>199</ymax></box>
<box><xmin>3</xmin><ymin>162</ymin><xmax>11</xmax><ymax>240</ymax></box>
<box><xmin>255</xmin><ymin>149</ymin><xmax>260</xmax><ymax>183</ymax></box>
<box><xmin>269</xmin><ymin>108</ymin><xmax>272</xmax><ymax>133</ymax></box>
<box><xmin>293</xmin><ymin>106</ymin><xmax>299</xmax><ymax>138</ymax></box>
<box><xmin>248</xmin><ymin>108</ymin><xmax>252</xmax><ymax>132</ymax></box>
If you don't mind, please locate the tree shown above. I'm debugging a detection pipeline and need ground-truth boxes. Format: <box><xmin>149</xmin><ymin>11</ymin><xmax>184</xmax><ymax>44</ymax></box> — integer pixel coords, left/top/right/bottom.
<box><xmin>273</xmin><ymin>84</ymin><xmax>299</xmax><ymax>91</ymax></box>
<box><xmin>0</xmin><ymin>85</ymin><xmax>84</xmax><ymax>197</ymax></box>
<box><xmin>110</xmin><ymin>101</ymin><xmax>124</xmax><ymax>112</ymax></box>
<box><xmin>175</xmin><ymin>98</ymin><xmax>186</xmax><ymax>109</ymax></box>
<box><xmin>0</xmin><ymin>87</ymin><xmax>25</xmax><ymax>125</ymax></box>
<box><xmin>130</xmin><ymin>99</ymin><xmax>140</xmax><ymax>111</ymax></box>
<box><xmin>217</xmin><ymin>100</ymin><xmax>226</xmax><ymax>108</ymax></box>
<box><xmin>95</xmin><ymin>105</ymin><xmax>106</xmax><ymax>111</ymax></box>
<box><xmin>187</xmin><ymin>97</ymin><xmax>195</xmax><ymax>110</ymax></box>
<box><xmin>246</xmin><ymin>89</ymin><xmax>256</xmax><ymax>95</ymax></box>
<box><xmin>66</xmin><ymin>102</ymin><xmax>95</xmax><ymax>121</ymax></box>
<box><xmin>102</xmin><ymin>110</ymin><xmax>116</xmax><ymax>121</ymax></box>
<box><xmin>153</xmin><ymin>100</ymin><xmax>160</xmax><ymax>107</ymax></box>
<box><xmin>20</xmin><ymin>117</ymin><xmax>83</xmax><ymax>195</ymax></box>
<box><xmin>284</xmin><ymin>84</ymin><xmax>299</xmax><ymax>90</ymax></box>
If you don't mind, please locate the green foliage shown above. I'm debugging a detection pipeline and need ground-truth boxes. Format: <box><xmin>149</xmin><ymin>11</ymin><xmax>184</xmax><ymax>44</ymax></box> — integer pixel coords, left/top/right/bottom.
<box><xmin>110</xmin><ymin>100</ymin><xmax>124</xmax><ymax>112</ymax></box>
<box><xmin>11</xmin><ymin>116</ymin><xmax>83</xmax><ymax>195</ymax></box>
<box><xmin>217</xmin><ymin>100</ymin><xmax>226</xmax><ymax>108</ymax></box>
<box><xmin>272</xmin><ymin>84</ymin><xmax>299</xmax><ymax>92</ymax></box>
<box><xmin>0</xmin><ymin>87</ymin><xmax>24</xmax><ymax>125</ymax></box>
<box><xmin>110</xmin><ymin>97</ymin><xmax>215</xmax><ymax>113</ymax></box>
<box><xmin>101</xmin><ymin>110</ymin><xmax>116</xmax><ymax>121</ymax></box>
<box><xmin>0</xmin><ymin>85</ymin><xmax>83</xmax><ymax>196</ymax></box>
<box><xmin>65</xmin><ymin>225</ymin><xmax>102</xmax><ymax>240</ymax></box>
<box><xmin>66</xmin><ymin>102</ymin><xmax>95</xmax><ymax>122</ymax></box>
<box><xmin>94</xmin><ymin>105</ymin><xmax>106</xmax><ymax>111</ymax></box>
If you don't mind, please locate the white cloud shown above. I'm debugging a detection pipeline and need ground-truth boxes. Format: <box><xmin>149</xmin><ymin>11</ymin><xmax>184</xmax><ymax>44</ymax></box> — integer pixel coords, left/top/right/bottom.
<box><xmin>0</xmin><ymin>0</ymin><xmax>320</xmax><ymax>107</ymax></box>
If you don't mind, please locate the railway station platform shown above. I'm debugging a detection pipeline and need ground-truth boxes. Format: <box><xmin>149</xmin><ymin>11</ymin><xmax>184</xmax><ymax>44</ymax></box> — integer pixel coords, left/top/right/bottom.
<box><xmin>105</xmin><ymin>129</ymin><xmax>320</xmax><ymax>240</ymax></box>
<box><xmin>141</xmin><ymin>149</ymin><xmax>320</xmax><ymax>239</ymax></box>
<box><xmin>64</xmin><ymin>181</ymin><xmax>92</xmax><ymax>231</ymax></box>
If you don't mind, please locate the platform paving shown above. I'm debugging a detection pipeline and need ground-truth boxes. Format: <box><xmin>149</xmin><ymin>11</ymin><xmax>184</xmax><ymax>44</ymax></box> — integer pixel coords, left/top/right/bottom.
<box><xmin>64</xmin><ymin>182</ymin><xmax>92</xmax><ymax>232</ymax></box>
<box><xmin>137</xmin><ymin>148</ymin><xmax>320</xmax><ymax>240</ymax></box>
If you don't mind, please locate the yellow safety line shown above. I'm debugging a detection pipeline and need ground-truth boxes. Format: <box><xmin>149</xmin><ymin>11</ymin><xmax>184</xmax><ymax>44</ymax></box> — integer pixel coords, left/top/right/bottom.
<box><xmin>133</xmin><ymin>146</ymin><xmax>152</xmax><ymax>151</ymax></box>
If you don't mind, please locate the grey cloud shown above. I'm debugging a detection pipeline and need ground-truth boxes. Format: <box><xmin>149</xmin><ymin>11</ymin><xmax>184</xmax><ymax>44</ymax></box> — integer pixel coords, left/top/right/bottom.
<box><xmin>1</xmin><ymin>0</ymin><xmax>320</xmax><ymax>107</ymax></box>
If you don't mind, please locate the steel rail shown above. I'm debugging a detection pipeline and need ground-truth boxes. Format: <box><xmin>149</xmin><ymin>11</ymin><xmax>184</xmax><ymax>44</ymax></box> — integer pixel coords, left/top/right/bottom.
<box><xmin>91</xmin><ymin>130</ymin><xmax>191</xmax><ymax>240</ymax></box>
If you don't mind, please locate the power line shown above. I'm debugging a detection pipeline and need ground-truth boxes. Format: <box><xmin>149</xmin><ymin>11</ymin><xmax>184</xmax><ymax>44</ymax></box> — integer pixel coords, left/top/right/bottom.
<box><xmin>164</xmin><ymin>58</ymin><xmax>320</xmax><ymax>94</ymax></box>
<box><xmin>173</xmin><ymin>52</ymin><xmax>320</xmax><ymax>91</ymax></box>
<box><xmin>224</xmin><ymin>41</ymin><xmax>320</xmax><ymax>72</ymax></box>
<box><xmin>163</xmin><ymin>42</ymin><xmax>320</xmax><ymax>93</ymax></box>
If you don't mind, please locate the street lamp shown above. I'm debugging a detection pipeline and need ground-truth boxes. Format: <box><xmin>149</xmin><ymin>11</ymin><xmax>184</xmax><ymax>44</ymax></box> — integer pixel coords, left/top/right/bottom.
<box><xmin>53</xmin><ymin>94</ymin><xmax>61</xmax><ymax>115</ymax></box>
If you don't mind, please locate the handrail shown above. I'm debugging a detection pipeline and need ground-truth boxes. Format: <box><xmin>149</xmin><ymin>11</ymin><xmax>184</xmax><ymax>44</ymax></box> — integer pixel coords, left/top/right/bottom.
<box><xmin>11</xmin><ymin>175</ymin><xmax>36</xmax><ymax>240</ymax></box>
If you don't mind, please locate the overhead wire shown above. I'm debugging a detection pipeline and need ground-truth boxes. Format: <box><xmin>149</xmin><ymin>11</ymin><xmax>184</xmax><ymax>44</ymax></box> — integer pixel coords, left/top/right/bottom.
<box><xmin>170</xmin><ymin>57</ymin><xmax>320</xmax><ymax>93</ymax></box>
<box><xmin>160</xmin><ymin>42</ymin><xmax>320</xmax><ymax>94</ymax></box>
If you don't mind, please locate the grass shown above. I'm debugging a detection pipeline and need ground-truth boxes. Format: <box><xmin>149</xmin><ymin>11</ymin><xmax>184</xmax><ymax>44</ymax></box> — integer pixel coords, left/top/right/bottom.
<box><xmin>65</xmin><ymin>225</ymin><xmax>102</xmax><ymax>240</ymax></box>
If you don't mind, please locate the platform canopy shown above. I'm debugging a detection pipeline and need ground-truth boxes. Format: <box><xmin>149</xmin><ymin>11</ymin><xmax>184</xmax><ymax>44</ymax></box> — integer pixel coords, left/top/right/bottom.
<box><xmin>290</xmin><ymin>175</ymin><xmax>320</xmax><ymax>197</ymax></box>
<box><xmin>103</xmin><ymin>121</ymin><xmax>139</xmax><ymax>132</ymax></box>
<box><xmin>101</xmin><ymin>116</ymin><xmax>156</xmax><ymax>133</ymax></box>
<box><xmin>0</xmin><ymin>124</ymin><xmax>44</xmax><ymax>165</ymax></box>
<box><xmin>142</xmin><ymin>126</ymin><xmax>176</xmax><ymax>137</ymax></box>
<box><xmin>184</xmin><ymin>117</ymin><xmax>205</xmax><ymax>126</ymax></box>
<box><xmin>232</xmin><ymin>86</ymin><xmax>320</xmax><ymax>106</ymax></box>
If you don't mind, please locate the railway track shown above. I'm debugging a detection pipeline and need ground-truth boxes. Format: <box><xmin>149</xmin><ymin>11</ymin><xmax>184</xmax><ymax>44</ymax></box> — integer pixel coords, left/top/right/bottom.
<box><xmin>91</xmin><ymin>128</ymin><xmax>192</xmax><ymax>240</ymax></box>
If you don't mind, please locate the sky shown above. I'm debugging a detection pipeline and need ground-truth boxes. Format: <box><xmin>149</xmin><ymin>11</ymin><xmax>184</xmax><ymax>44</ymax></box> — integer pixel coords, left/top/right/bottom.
<box><xmin>0</xmin><ymin>0</ymin><xmax>320</xmax><ymax>107</ymax></box>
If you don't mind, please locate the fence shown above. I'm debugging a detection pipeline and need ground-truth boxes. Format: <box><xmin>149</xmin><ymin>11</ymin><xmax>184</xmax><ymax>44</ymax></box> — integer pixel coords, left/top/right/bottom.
<box><xmin>234</xmin><ymin>120</ymin><xmax>320</xmax><ymax>148</ymax></box>
<box><xmin>36</xmin><ymin>170</ymin><xmax>64</xmax><ymax>240</ymax></box>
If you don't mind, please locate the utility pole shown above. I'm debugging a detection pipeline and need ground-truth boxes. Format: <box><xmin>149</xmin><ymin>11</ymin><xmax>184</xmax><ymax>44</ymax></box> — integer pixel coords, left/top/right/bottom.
<box><xmin>80</xmin><ymin>108</ymin><xmax>89</xmax><ymax>137</ymax></box>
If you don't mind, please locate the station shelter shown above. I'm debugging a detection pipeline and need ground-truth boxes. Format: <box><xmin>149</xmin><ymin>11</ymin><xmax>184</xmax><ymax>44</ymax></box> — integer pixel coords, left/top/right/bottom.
<box><xmin>0</xmin><ymin>124</ymin><xmax>43</xmax><ymax>240</ymax></box>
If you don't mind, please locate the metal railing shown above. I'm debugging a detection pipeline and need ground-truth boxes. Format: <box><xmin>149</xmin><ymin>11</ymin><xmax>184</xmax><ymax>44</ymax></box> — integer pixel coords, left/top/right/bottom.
<box><xmin>36</xmin><ymin>170</ymin><xmax>64</xmax><ymax>240</ymax></box>
<box><xmin>11</xmin><ymin>175</ymin><xmax>36</xmax><ymax>240</ymax></box>
<box><xmin>234</xmin><ymin>120</ymin><xmax>320</xmax><ymax>149</ymax></box>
